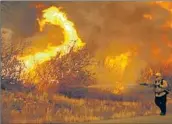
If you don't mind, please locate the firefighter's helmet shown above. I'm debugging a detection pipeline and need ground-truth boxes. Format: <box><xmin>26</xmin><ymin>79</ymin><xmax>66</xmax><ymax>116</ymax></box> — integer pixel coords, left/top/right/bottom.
<box><xmin>155</xmin><ymin>72</ymin><xmax>162</xmax><ymax>77</ymax></box>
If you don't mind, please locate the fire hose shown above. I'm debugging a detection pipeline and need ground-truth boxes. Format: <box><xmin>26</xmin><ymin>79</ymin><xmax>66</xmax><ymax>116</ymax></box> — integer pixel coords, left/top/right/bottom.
<box><xmin>140</xmin><ymin>83</ymin><xmax>172</xmax><ymax>99</ymax></box>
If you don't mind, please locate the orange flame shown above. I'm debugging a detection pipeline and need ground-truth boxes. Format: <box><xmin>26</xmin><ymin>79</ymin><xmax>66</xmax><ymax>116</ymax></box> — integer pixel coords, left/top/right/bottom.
<box><xmin>154</xmin><ymin>1</ymin><xmax>172</xmax><ymax>13</ymax></box>
<box><xmin>143</xmin><ymin>14</ymin><xmax>153</xmax><ymax>20</ymax></box>
<box><xmin>105</xmin><ymin>52</ymin><xmax>132</xmax><ymax>76</ymax></box>
<box><xmin>113</xmin><ymin>83</ymin><xmax>125</xmax><ymax>94</ymax></box>
<box><xmin>19</xmin><ymin>6</ymin><xmax>85</xmax><ymax>71</ymax></box>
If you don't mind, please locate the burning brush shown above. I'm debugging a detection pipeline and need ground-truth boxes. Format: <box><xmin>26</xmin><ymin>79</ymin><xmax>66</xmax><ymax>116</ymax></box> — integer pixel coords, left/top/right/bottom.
<box><xmin>18</xmin><ymin>6</ymin><xmax>85</xmax><ymax>83</ymax></box>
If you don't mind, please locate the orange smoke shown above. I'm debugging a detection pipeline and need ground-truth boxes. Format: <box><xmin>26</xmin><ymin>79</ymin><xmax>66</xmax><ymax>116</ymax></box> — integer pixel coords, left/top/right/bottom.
<box><xmin>29</xmin><ymin>2</ymin><xmax>47</xmax><ymax>9</ymax></box>
<box><xmin>151</xmin><ymin>44</ymin><xmax>161</xmax><ymax>57</ymax></box>
<box><xmin>105</xmin><ymin>52</ymin><xmax>132</xmax><ymax>77</ymax></box>
<box><xmin>153</xmin><ymin>2</ymin><xmax>172</xmax><ymax>29</ymax></box>
<box><xmin>162</xmin><ymin>21</ymin><xmax>172</xmax><ymax>29</ymax></box>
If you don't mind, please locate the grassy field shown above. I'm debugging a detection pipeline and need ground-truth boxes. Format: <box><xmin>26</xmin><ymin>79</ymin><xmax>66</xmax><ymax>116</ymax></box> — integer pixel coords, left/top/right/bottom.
<box><xmin>2</xmin><ymin>90</ymin><xmax>160</xmax><ymax>123</ymax></box>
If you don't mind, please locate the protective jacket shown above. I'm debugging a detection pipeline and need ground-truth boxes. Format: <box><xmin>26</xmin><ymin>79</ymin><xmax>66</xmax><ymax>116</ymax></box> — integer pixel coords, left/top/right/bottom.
<box><xmin>153</xmin><ymin>79</ymin><xmax>168</xmax><ymax>97</ymax></box>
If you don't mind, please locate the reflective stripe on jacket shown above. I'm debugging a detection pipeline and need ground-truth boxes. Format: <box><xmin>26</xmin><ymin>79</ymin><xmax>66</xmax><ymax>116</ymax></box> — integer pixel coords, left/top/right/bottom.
<box><xmin>154</xmin><ymin>79</ymin><xmax>168</xmax><ymax>97</ymax></box>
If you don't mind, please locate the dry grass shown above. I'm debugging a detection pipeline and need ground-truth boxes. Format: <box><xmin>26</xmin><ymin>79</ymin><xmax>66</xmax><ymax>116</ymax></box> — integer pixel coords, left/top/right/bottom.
<box><xmin>2</xmin><ymin>90</ymin><xmax>159</xmax><ymax>123</ymax></box>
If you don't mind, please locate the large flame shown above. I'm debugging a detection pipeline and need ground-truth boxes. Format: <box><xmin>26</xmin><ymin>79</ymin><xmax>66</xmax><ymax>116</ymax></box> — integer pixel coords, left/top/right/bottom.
<box><xmin>19</xmin><ymin>6</ymin><xmax>85</xmax><ymax>71</ymax></box>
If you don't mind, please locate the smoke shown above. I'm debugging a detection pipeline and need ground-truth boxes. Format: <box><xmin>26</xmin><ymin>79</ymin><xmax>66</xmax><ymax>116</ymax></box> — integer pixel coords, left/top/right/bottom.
<box><xmin>1</xmin><ymin>2</ymin><xmax>172</xmax><ymax>88</ymax></box>
<box><xmin>54</xmin><ymin>2</ymin><xmax>172</xmax><ymax>86</ymax></box>
<box><xmin>1</xmin><ymin>28</ymin><xmax>13</xmax><ymax>41</ymax></box>
<box><xmin>22</xmin><ymin>25</ymin><xmax>64</xmax><ymax>55</ymax></box>
<box><xmin>1</xmin><ymin>28</ymin><xmax>14</xmax><ymax>56</ymax></box>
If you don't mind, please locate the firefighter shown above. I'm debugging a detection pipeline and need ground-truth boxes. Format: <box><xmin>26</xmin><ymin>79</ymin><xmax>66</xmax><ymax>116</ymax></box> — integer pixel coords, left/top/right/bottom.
<box><xmin>140</xmin><ymin>72</ymin><xmax>169</xmax><ymax>116</ymax></box>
